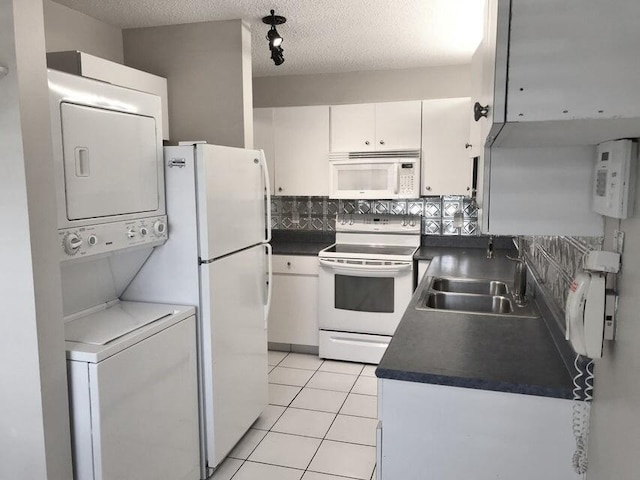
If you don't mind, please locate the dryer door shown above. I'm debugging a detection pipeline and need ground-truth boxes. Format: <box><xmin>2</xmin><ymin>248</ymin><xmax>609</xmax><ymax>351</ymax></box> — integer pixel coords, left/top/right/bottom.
<box><xmin>61</xmin><ymin>102</ymin><xmax>160</xmax><ymax>221</ymax></box>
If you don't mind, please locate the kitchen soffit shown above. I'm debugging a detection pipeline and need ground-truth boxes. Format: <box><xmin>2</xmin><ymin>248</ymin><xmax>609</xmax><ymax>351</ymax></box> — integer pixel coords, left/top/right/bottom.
<box><xmin>52</xmin><ymin>0</ymin><xmax>484</xmax><ymax>77</ymax></box>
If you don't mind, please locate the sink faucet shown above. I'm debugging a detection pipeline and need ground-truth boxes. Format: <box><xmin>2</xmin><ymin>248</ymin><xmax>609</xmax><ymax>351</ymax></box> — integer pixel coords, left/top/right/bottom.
<box><xmin>486</xmin><ymin>236</ymin><xmax>494</xmax><ymax>259</ymax></box>
<box><xmin>509</xmin><ymin>238</ymin><xmax>528</xmax><ymax>306</ymax></box>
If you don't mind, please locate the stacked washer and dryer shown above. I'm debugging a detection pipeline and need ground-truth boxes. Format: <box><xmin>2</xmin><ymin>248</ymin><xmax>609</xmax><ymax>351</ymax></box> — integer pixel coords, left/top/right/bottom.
<box><xmin>48</xmin><ymin>70</ymin><xmax>200</xmax><ymax>480</ymax></box>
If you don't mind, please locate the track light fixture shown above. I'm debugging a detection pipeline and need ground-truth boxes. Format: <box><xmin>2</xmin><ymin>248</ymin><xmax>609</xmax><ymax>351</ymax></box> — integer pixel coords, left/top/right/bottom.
<box><xmin>262</xmin><ymin>9</ymin><xmax>286</xmax><ymax>66</ymax></box>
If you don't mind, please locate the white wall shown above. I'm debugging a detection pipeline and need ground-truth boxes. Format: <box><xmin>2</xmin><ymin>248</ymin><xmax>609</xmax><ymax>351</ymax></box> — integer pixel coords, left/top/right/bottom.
<box><xmin>0</xmin><ymin>1</ymin><xmax>72</xmax><ymax>478</ymax></box>
<box><xmin>43</xmin><ymin>0</ymin><xmax>124</xmax><ymax>63</ymax></box>
<box><xmin>123</xmin><ymin>20</ymin><xmax>253</xmax><ymax>147</ymax></box>
<box><xmin>587</xmin><ymin>173</ymin><xmax>640</xmax><ymax>480</ymax></box>
<box><xmin>253</xmin><ymin>64</ymin><xmax>471</xmax><ymax>108</ymax></box>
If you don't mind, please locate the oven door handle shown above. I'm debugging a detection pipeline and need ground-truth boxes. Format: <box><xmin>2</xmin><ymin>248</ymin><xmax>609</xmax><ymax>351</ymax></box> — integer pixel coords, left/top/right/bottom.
<box><xmin>319</xmin><ymin>258</ymin><xmax>412</xmax><ymax>276</ymax></box>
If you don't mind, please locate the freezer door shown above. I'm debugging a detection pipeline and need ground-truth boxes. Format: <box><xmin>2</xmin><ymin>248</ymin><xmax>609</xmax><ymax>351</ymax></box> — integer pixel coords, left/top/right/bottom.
<box><xmin>87</xmin><ymin>318</ymin><xmax>200</xmax><ymax>480</ymax></box>
<box><xmin>200</xmin><ymin>245</ymin><xmax>268</xmax><ymax>469</ymax></box>
<box><xmin>61</xmin><ymin>103</ymin><xmax>160</xmax><ymax>221</ymax></box>
<box><xmin>196</xmin><ymin>144</ymin><xmax>267</xmax><ymax>259</ymax></box>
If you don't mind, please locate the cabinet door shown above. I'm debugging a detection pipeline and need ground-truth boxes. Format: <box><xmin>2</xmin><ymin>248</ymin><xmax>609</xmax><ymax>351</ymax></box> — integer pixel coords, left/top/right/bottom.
<box><xmin>421</xmin><ymin>98</ymin><xmax>472</xmax><ymax>196</ymax></box>
<box><xmin>268</xmin><ymin>256</ymin><xmax>319</xmax><ymax>346</ymax></box>
<box><xmin>273</xmin><ymin>106</ymin><xmax>330</xmax><ymax>196</ymax></box>
<box><xmin>375</xmin><ymin>101</ymin><xmax>422</xmax><ymax>151</ymax></box>
<box><xmin>330</xmin><ymin>104</ymin><xmax>376</xmax><ymax>153</ymax></box>
<box><xmin>253</xmin><ymin>108</ymin><xmax>276</xmax><ymax>194</ymax></box>
<box><xmin>468</xmin><ymin>46</ymin><xmax>483</xmax><ymax>159</ymax></box>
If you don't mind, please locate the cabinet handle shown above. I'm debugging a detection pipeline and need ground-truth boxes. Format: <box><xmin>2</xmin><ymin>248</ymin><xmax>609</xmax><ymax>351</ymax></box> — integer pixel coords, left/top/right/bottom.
<box><xmin>278</xmin><ymin>187</ymin><xmax>283</xmax><ymax>192</ymax></box>
<box><xmin>365</xmin><ymin>141</ymin><xmax>370</xmax><ymax>146</ymax></box>
<box><xmin>379</xmin><ymin>140</ymin><xmax>385</xmax><ymax>145</ymax></box>
<box><xmin>473</xmin><ymin>102</ymin><xmax>490</xmax><ymax>122</ymax></box>
<box><xmin>426</xmin><ymin>186</ymin><xmax>432</xmax><ymax>191</ymax></box>
<box><xmin>467</xmin><ymin>186</ymin><xmax>471</xmax><ymax>191</ymax></box>
<box><xmin>287</xmin><ymin>261</ymin><xmax>292</xmax><ymax>267</ymax></box>
<box><xmin>465</xmin><ymin>143</ymin><xmax>472</xmax><ymax>149</ymax></box>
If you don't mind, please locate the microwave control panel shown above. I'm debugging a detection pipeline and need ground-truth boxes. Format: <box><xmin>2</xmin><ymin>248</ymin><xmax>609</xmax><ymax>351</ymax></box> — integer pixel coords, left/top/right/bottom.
<box><xmin>399</xmin><ymin>163</ymin><xmax>418</xmax><ymax>196</ymax></box>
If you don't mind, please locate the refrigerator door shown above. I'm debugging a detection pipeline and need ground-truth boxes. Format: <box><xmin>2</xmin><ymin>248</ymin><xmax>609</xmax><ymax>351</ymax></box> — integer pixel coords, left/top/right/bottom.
<box><xmin>196</xmin><ymin>144</ymin><xmax>267</xmax><ymax>260</ymax></box>
<box><xmin>200</xmin><ymin>244</ymin><xmax>268</xmax><ymax>469</ymax></box>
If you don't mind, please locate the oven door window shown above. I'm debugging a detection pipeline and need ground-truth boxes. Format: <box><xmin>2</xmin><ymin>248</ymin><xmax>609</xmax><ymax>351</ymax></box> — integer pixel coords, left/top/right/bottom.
<box><xmin>334</xmin><ymin>274</ymin><xmax>394</xmax><ymax>313</ymax></box>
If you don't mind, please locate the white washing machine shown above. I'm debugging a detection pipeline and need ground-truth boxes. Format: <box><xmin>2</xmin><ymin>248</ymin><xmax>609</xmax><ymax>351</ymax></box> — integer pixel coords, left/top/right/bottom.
<box><xmin>48</xmin><ymin>70</ymin><xmax>200</xmax><ymax>480</ymax></box>
<box><xmin>66</xmin><ymin>302</ymin><xmax>199</xmax><ymax>480</ymax></box>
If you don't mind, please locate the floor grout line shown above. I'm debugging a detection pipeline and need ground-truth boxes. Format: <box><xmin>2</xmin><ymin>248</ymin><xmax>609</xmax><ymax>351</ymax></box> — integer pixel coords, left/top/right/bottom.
<box><xmin>228</xmin><ymin>352</ymin><xmax>377</xmax><ymax>480</ymax></box>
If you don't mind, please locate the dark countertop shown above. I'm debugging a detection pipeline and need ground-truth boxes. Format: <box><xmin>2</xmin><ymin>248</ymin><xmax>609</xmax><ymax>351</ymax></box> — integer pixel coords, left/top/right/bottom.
<box><xmin>270</xmin><ymin>230</ymin><xmax>335</xmax><ymax>256</ymax></box>
<box><xmin>377</xmin><ymin>248</ymin><xmax>576</xmax><ymax>400</ymax></box>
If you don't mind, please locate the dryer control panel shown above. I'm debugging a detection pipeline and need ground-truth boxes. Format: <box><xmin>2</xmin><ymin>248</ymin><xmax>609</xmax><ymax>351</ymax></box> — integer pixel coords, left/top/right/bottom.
<box><xmin>59</xmin><ymin>215</ymin><xmax>168</xmax><ymax>261</ymax></box>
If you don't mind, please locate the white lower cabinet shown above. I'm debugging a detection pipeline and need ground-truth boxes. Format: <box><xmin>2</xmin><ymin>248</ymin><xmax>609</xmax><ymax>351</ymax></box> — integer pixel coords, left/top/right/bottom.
<box><xmin>377</xmin><ymin>378</ymin><xmax>580</xmax><ymax>480</ymax></box>
<box><xmin>416</xmin><ymin>260</ymin><xmax>431</xmax><ymax>289</ymax></box>
<box><xmin>268</xmin><ymin>255</ymin><xmax>319</xmax><ymax>346</ymax></box>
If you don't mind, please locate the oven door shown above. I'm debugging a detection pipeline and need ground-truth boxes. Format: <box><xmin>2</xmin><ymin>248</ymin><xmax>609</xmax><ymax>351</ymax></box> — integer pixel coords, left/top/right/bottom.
<box><xmin>318</xmin><ymin>257</ymin><xmax>413</xmax><ymax>335</ymax></box>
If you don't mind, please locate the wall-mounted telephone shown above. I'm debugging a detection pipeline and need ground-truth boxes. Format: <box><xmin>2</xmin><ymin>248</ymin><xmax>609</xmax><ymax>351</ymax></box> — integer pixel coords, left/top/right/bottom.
<box><xmin>566</xmin><ymin>271</ymin><xmax>606</xmax><ymax>359</ymax></box>
<box><xmin>565</xmin><ymin>251</ymin><xmax>620</xmax><ymax>359</ymax></box>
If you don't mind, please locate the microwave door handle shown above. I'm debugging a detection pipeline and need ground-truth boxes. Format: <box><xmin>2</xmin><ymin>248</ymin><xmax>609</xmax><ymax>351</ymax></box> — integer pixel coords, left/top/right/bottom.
<box><xmin>392</xmin><ymin>164</ymin><xmax>400</xmax><ymax>195</ymax></box>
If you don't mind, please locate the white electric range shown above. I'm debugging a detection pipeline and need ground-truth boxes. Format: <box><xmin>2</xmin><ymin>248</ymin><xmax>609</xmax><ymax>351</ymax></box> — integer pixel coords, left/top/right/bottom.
<box><xmin>318</xmin><ymin>214</ymin><xmax>421</xmax><ymax>364</ymax></box>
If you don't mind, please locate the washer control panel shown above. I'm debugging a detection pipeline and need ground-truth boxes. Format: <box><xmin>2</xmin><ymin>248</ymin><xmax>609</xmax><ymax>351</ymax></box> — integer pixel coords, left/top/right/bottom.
<box><xmin>59</xmin><ymin>215</ymin><xmax>168</xmax><ymax>261</ymax></box>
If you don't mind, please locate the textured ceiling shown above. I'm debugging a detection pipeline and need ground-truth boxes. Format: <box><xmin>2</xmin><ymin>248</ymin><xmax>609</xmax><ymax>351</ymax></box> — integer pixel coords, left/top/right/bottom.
<box><xmin>53</xmin><ymin>0</ymin><xmax>484</xmax><ymax>77</ymax></box>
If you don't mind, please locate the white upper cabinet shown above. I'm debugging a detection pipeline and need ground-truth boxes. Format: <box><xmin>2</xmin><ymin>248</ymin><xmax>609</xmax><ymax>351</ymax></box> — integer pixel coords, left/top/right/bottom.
<box><xmin>253</xmin><ymin>108</ymin><xmax>275</xmax><ymax>192</ymax></box>
<box><xmin>330</xmin><ymin>104</ymin><xmax>376</xmax><ymax>152</ymax></box>
<box><xmin>330</xmin><ymin>101</ymin><xmax>422</xmax><ymax>152</ymax></box>
<box><xmin>476</xmin><ymin>0</ymin><xmax>640</xmax><ymax>149</ymax></box>
<box><xmin>272</xmin><ymin>106</ymin><xmax>330</xmax><ymax>196</ymax></box>
<box><xmin>421</xmin><ymin>98</ymin><xmax>472</xmax><ymax>196</ymax></box>
<box><xmin>375</xmin><ymin>101</ymin><xmax>422</xmax><ymax>151</ymax></box>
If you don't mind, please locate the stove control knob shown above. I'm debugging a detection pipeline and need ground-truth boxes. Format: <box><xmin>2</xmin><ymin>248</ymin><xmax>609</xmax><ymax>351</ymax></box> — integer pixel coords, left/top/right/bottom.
<box><xmin>127</xmin><ymin>228</ymin><xmax>137</xmax><ymax>239</ymax></box>
<box><xmin>409</xmin><ymin>218</ymin><xmax>416</xmax><ymax>227</ymax></box>
<box><xmin>349</xmin><ymin>217</ymin><xmax>354</xmax><ymax>225</ymax></box>
<box><xmin>153</xmin><ymin>220</ymin><xmax>167</xmax><ymax>236</ymax></box>
<box><xmin>140</xmin><ymin>227</ymin><xmax>148</xmax><ymax>237</ymax></box>
<box><xmin>63</xmin><ymin>233</ymin><xmax>83</xmax><ymax>255</ymax></box>
<box><xmin>87</xmin><ymin>234</ymin><xmax>98</xmax><ymax>246</ymax></box>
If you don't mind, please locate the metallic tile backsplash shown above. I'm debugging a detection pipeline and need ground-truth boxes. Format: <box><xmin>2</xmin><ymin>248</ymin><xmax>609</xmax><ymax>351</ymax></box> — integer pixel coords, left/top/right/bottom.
<box><xmin>520</xmin><ymin>236</ymin><xmax>603</xmax><ymax>313</ymax></box>
<box><xmin>271</xmin><ymin>196</ymin><xmax>479</xmax><ymax>236</ymax></box>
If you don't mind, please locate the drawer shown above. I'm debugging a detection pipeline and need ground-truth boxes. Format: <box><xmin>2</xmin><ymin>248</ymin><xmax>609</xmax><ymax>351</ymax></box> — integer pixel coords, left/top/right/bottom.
<box><xmin>272</xmin><ymin>255</ymin><xmax>319</xmax><ymax>275</ymax></box>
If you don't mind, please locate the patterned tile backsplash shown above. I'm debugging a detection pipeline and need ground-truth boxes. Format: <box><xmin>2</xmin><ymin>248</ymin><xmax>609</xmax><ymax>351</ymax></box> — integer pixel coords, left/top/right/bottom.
<box><xmin>520</xmin><ymin>236</ymin><xmax>604</xmax><ymax>313</ymax></box>
<box><xmin>271</xmin><ymin>196</ymin><xmax>479</xmax><ymax>236</ymax></box>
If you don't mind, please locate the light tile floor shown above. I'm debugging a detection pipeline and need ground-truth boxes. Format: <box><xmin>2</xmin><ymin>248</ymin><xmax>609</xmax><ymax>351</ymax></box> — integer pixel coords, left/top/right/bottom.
<box><xmin>212</xmin><ymin>351</ymin><xmax>378</xmax><ymax>480</ymax></box>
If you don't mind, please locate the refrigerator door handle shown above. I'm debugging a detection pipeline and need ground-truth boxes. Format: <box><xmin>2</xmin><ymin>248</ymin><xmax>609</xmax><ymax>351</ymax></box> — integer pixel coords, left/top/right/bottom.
<box><xmin>264</xmin><ymin>243</ymin><xmax>273</xmax><ymax>327</ymax></box>
<box><xmin>259</xmin><ymin>150</ymin><xmax>272</xmax><ymax>243</ymax></box>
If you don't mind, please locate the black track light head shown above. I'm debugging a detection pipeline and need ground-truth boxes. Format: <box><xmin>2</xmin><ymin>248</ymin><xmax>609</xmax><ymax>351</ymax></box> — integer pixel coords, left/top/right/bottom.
<box><xmin>262</xmin><ymin>9</ymin><xmax>287</xmax><ymax>66</ymax></box>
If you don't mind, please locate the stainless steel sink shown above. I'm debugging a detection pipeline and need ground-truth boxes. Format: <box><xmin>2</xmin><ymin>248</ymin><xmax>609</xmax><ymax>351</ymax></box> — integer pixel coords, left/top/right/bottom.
<box><xmin>415</xmin><ymin>276</ymin><xmax>539</xmax><ymax>318</ymax></box>
<box><xmin>431</xmin><ymin>277</ymin><xmax>509</xmax><ymax>296</ymax></box>
<box><xmin>422</xmin><ymin>292</ymin><xmax>513</xmax><ymax>314</ymax></box>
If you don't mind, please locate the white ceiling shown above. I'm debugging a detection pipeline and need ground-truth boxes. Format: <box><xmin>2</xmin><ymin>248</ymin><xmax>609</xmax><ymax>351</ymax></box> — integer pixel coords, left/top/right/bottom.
<box><xmin>53</xmin><ymin>0</ymin><xmax>485</xmax><ymax>77</ymax></box>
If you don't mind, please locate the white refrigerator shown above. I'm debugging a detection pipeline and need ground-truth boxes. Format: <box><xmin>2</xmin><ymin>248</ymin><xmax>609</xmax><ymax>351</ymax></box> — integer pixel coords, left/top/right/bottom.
<box><xmin>123</xmin><ymin>143</ymin><xmax>272</xmax><ymax>478</ymax></box>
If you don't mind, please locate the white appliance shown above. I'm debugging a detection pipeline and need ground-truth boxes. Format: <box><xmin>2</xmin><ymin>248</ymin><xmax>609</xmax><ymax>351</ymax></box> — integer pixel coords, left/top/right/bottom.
<box><xmin>66</xmin><ymin>304</ymin><xmax>199</xmax><ymax>480</ymax></box>
<box><xmin>124</xmin><ymin>143</ymin><xmax>272</xmax><ymax>478</ymax></box>
<box><xmin>329</xmin><ymin>151</ymin><xmax>420</xmax><ymax>199</ymax></box>
<box><xmin>593</xmin><ymin>139</ymin><xmax>637</xmax><ymax>219</ymax></box>
<box><xmin>49</xmin><ymin>70</ymin><xmax>200</xmax><ymax>480</ymax></box>
<box><xmin>318</xmin><ymin>214</ymin><xmax>420</xmax><ymax>363</ymax></box>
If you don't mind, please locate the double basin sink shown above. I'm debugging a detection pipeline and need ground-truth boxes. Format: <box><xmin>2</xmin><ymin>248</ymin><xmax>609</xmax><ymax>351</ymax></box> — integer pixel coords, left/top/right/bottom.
<box><xmin>416</xmin><ymin>277</ymin><xmax>538</xmax><ymax>318</ymax></box>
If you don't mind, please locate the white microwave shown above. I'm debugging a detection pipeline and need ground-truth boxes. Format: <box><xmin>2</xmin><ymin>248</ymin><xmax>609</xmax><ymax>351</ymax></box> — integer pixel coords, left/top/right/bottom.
<box><xmin>329</xmin><ymin>152</ymin><xmax>420</xmax><ymax>199</ymax></box>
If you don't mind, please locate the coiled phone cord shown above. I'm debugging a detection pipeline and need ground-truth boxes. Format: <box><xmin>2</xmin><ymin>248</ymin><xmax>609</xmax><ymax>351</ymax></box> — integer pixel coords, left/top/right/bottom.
<box><xmin>572</xmin><ymin>354</ymin><xmax>594</xmax><ymax>474</ymax></box>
